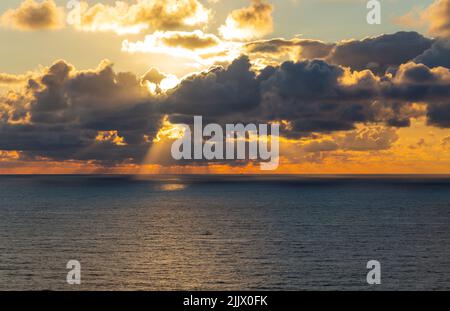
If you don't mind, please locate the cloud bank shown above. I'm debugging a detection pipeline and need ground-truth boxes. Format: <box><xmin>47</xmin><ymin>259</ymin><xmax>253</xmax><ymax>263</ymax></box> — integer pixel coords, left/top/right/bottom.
<box><xmin>2</xmin><ymin>32</ymin><xmax>450</xmax><ymax>168</ymax></box>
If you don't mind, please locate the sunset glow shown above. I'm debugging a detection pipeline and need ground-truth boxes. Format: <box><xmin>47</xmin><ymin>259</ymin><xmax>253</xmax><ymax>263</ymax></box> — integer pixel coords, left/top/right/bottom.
<box><xmin>0</xmin><ymin>0</ymin><xmax>449</xmax><ymax>174</ymax></box>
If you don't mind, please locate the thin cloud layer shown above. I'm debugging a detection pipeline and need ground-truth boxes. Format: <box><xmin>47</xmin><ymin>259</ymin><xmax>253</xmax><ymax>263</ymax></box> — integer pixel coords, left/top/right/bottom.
<box><xmin>123</xmin><ymin>30</ymin><xmax>221</xmax><ymax>51</ymax></box>
<box><xmin>0</xmin><ymin>73</ymin><xmax>28</xmax><ymax>85</ymax></box>
<box><xmin>122</xmin><ymin>30</ymin><xmax>239</xmax><ymax>66</ymax></box>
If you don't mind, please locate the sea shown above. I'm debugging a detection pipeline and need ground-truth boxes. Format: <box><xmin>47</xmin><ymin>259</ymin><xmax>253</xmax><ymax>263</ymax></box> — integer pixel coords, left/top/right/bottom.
<box><xmin>0</xmin><ymin>174</ymin><xmax>449</xmax><ymax>290</ymax></box>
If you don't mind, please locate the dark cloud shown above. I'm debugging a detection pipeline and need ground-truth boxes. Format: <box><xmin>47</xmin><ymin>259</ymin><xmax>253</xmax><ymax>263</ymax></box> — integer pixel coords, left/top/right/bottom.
<box><xmin>244</xmin><ymin>32</ymin><xmax>435</xmax><ymax>76</ymax></box>
<box><xmin>244</xmin><ymin>38</ymin><xmax>334</xmax><ymax>59</ymax></box>
<box><xmin>257</xmin><ymin>60</ymin><xmax>383</xmax><ymax>136</ymax></box>
<box><xmin>2</xmin><ymin>34</ymin><xmax>450</xmax><ymax>167</ymax></box>
<box><xmin>327</xmin><ymin>32</ymin><xmax>434</xmax><ymax>75</ymax></box>
<box><xmin>298</xmin><ymin>40</ymin><xmax>335</xmax><ymax>59</ymax></box>
<box><xmin>381</xmin><ymin>62</ymin><xmax>450</xmax><ymax>103</ymax></box>
<box><xmin>0</xmin><ymin>60</ymin><xmax>162</xmax><ymax>166</ymax></box>
<box><xmin>142</xmin><ymin>68</ymin><xmax>167</xmax><ymax>85</ymax></box>
<box><xmin>164</xmin><ymin>55</ymin><xmax>450</xmax><ymax>138</ymax></box>
<box><xmin>163</xmin><ymin>56</ymin><xmax>260</xmax><ymax>117</ymax></box>
<box><xmin>414</xmin><ymin>40</ymin><xmax>450</xmax><ymax>69</ymax></box>
<box><xmin>427</xmin><ymin>102</ymin><xmax>450</xmax><ymax>128</ymax></box>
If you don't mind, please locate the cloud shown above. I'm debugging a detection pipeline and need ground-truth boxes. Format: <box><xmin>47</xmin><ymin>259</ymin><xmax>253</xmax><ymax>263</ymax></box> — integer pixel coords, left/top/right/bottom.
<box><xmin>414</xmin><ymin>40</ymin><xmax>450</xmax><ymax>69</ymax></box>
<box><xmin>162</xmin><ymin>55</ymin><xmax>450</xmax><ymax>138</ymax></box>
<box><xmin>219</xmin><ymin>0</ymin><xmax>274</xmax><ymax>41</ymax></box>
<box><xmin>123</xmin><ymin>30</ymin><xmax>220</xmax><ymax>51</ymax></box>
<box><xmin>121</xmin><ymin>29</ymin><xmax>439</xmax><ymax>76</ymax></box>
<box><xmin>76</xmin><ymin>0</ymin><xmax>209</xmax><ymax>35</ymax></box>
<box><xmin>258</xmin><ymin>59</ymin><xmax>381</xmax><ymax>135</ymax></box>
<box><xmin>428</xmin><ymin>102</ymin><xmax>450</xmax><ymax>128</ymax></box>
<box><xmin>337</xmin><ymin>126</ymin><xmax>399</xmax><ymax>151</ymax></box>
<box><xmin>301</xmin><ymin>140</ymin><xmax>338</xmax><ymax>153</ymax></box>
<box><xmin>393</xmin><ymin>6</ymin><xmax>424</xmax><ymax>28</ymax></box>
<box><xmin>0</xmin><ymin>73</ymin><xmax>28</xmax><ymax>85</ymax></box>
<box><xmin>301</xmin><ymin>126</ymin><xmax>399</xmax><ymax>153</ymax></box>
<box><xmin>161</xmin><ymin>55</ymin><xmax>450</xmax><ymax>140</ymax></box>
<box><xmin>0</xmin><ymin>60</ymin><xmax>163</xmax><ymax>165</ymax></box>
<box><xmin>326</xmin><ymin>32</ymin><xmax>434</xmax><ymax>75</ymax></box>
<box><xmin>2</xmin><ymin>38</ymin><xmax>450</xmax><ymax>167</ymax></box>
<box><xmin>122</xmin><ymin>30</ymin><xmax>240</xmax><ymax>66</ymax></box>
<box><xmin>442</xmin><ymin>136</ymin><xmax>450</xmax><ymax>147</ymax></box>
<box><xmin>243</xmin><ymin>32</ymin><xmax>435</xmax><ymax>74</ymax></box>
<box><xmin>0</xmin><ymin>0</ymin><xmax>65</xmax><ymax>31</ymax></box>
<box><xmin>141</xmin><ymin>67</ymin><xmax>179</xmax><ymax>94</ymax></box>
<box><xmin>243</xmin><ymin>38</ymin><xmax>335</xmax><ymax>67</ymax></box>
<box><xmin>383</xmin><ymin>62</ymin><xmax>450</xmax><ymax>128</ymax></box>
<box><xmin>245</xmin><ymin>38</ymin><xmax>333</xmax><ymax>59</ymax></box>
<box><xmin>385</xmin><ymin>62</ymin><xmax>450</xmax><ymax>100</ymax></box>
<box><xmin>153</xmin><ymin>30</ymin><xmax>220</xmax><ymax>49</ymax></box>
<box><xmin>141</xmin><ymin>68</ymin><xmax>168</xmax><ymax>85</ymax></box>
<box><xmin>163</xmin><ymin>56</ymin><xmax>261</xmax><ymax>117</ymax></box>
<box><xmin>422</xmin><ymin>0</ymin><xmax>450</xmax><ymax>40</ymax></box>
<box><xmin>395</xmin><ymin>0</ymin><xmax>450</xmax><ymax>40</ymax></box>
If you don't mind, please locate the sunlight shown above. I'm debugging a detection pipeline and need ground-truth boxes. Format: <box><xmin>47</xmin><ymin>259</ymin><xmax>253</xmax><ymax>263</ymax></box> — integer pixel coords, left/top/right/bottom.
<box><xmin>160</xmin><ymin>75</ymin><xmax>180</xmax><ymax>91</ymax></box>
<box><xmin>153</xmin><ymin>117</ymin><xmax>187</xmax><ymax>143</ymax></box>
<box><xmin>159</xmin><ymin>183</ymin><xmax>187</xmax><ymax>191</ymax></box>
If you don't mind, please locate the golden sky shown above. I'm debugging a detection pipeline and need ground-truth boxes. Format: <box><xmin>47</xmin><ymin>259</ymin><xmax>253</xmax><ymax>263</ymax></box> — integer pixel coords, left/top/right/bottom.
<box><xmin>0</xmin><ymin>0</ymin><xmax>449</xmax><ymax>174</ymax></box>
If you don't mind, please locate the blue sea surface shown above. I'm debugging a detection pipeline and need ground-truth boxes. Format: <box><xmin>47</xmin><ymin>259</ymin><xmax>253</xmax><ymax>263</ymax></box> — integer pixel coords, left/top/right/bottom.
<box><xmin>0</xmin><ymin>175</ymin><xmax>450</xmax><ymax>290</ymax></box>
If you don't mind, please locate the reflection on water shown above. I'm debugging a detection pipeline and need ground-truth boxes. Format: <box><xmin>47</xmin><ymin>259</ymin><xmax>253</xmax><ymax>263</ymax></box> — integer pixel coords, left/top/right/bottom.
<box><xmin>0</xmin><ymin>175</ymin><xmax>450</xmax><ymax>290</ymax></box>
<box><xmin>159</xmin><ymin>183</ymin><xmax>186</xmax><ymax>191</ymax></box>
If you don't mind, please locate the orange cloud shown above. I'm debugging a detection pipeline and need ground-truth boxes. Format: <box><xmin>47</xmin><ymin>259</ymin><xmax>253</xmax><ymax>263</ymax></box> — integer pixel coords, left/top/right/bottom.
<box><xmin>395</xmin><ymin>0</ymin><xmax>450</xmax><ymax>40</ymax></box>
<box><xmin>0</xmin><ymin>73</ymin><xmax>28</xmax><ymax>85</ymax></box>
<box><xmin>76</xmin><ymin>0</ymin><xmax>209</xmax><ymax>35</ymax></box>
<box><xmin>219</xmin><ymin>0</ymin><xmax>274</xmax><ymax>41</ymax></box>
<box><xmin>95</xmin><ymin>131</ymin><xmax>127</xmax><ymax>146</ymax></box>
<box><xmin>423</xmin><ymin>0</ymin><xmax>450</xmax><ymax>39</ymax></box>
<box><xmin>0</xmin><ymin>0</ymin><xmax>65</xmax><ymax>31</ymax></box>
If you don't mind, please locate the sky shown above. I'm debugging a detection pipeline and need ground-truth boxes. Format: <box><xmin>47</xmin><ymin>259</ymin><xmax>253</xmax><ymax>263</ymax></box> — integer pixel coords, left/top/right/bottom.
<box><xmin>0</xmin><ymin>0</ymin><xmax>437</xmax><ymax>75</ymax></box>
<box><xmin>0</xmin><ymin>0</ymin><xmax>449</xmax><ymax>174</ymax></box>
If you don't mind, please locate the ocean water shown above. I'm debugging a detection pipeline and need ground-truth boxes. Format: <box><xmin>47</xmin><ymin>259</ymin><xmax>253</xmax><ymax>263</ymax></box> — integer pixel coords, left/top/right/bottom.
<box><xmin>0</xmin><ymin>175</ymin><xmax>450</xmax><ymax>291</ymax></box>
